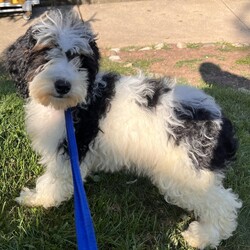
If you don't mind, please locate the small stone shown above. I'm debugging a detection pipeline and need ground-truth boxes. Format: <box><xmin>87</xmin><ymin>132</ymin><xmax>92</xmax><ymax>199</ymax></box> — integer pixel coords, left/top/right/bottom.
<box><xmin>176</xmin><ymin>42</ymin><xmax>186</xmax><ymax>49</ymax></box>
<box><xmin>109</xmin><ymin>55</ymin><xmax>121</xmax><ymax>62</ymax></box>
<box><xmin>139</xmin><ymin>46</ymin><xmax>152</xmax><ymax>51</ymax></box>
<box><xmin>232</xmin><ymin>43</ymin><xmax>243</xmax><ymax>48</ymax></box>
<box><xmin>124</xmin><ymin>63</ymin><xmax>133</xmax><ymax>67</ymax></box>
<box><xmin>154</xmin><ymin>43</ymin><xmax>164</xmax><ymax>50</ymax></box>
<box><xmin>110</xmin><ymin>48</ymin><xmax>120</xmax><ymax>54</ymax></box>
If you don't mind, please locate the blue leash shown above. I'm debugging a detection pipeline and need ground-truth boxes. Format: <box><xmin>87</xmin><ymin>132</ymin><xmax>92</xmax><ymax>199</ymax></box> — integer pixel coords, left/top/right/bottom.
<box><xmin>65</xmin><ymin>108</ymin><xmax>98</xmax><ymax>250</ymax></box>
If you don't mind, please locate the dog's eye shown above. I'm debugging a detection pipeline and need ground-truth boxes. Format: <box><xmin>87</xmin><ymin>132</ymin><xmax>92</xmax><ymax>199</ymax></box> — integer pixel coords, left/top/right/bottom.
<box><xmin>65</xmin><ymin>50</ymin><xmax>79</xmax><ymax>61</ymax></box>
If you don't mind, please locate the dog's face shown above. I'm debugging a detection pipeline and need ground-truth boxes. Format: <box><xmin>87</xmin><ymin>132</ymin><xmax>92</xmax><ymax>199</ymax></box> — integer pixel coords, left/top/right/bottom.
<box><xmin>27</xmin><ymin>10</ymin><xmax>100</xmax><ymax>110</ymax></box>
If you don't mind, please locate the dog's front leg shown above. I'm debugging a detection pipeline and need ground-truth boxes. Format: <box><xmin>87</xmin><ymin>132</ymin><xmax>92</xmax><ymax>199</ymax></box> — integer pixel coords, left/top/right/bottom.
<box><xmin>15</xmin><ymin>155</ymin><xmax>74</xmax><ymax>208</ymax></box>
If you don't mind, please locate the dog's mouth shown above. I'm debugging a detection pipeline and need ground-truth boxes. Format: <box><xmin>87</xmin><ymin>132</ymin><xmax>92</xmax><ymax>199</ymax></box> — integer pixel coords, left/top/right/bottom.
<box><xmin>53</xmin><ymin>94</ymin><xmax>65</xmax><ymax>99</ymax></box>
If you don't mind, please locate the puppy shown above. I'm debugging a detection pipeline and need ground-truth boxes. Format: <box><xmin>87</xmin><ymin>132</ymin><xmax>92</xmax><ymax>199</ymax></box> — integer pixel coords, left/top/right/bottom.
<box><xmin>3</xmin><ymin>9</ymin><xmax>242</xmax><ymax>249</ymax></box>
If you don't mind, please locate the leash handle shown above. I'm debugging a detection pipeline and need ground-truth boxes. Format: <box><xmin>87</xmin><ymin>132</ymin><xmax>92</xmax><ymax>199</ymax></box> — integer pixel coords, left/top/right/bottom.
<box><xmin>65</xmin><ymin>108</ymin><xmax>98</xmax><ymax>250</ymax></box>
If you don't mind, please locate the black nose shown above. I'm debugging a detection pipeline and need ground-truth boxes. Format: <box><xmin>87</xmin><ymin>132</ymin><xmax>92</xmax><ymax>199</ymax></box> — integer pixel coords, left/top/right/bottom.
<box><xmin>54</xmin><ymin>80</ymin><xmax>71</xmax><ymax>95</ymax></box>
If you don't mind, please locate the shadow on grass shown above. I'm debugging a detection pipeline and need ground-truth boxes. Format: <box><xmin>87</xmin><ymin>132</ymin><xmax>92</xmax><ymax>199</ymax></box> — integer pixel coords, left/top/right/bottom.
<box><xmin>0</xmin><ymin>61</ymin><xmax>16</xmax><ymax>96</ymax></box>
<box><xmin>200</xmin><ymin>70</ymin><xmax>250</xmax><ymax>250</ymax></box>
<box><xmin>199</xmin><ymin>62</ymin><xmax>250</xmax><ymax>90</ymax></box>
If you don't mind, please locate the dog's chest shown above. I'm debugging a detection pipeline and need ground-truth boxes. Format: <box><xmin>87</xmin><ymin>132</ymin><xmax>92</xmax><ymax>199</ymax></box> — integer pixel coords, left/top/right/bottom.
<box><xmin>25</xmin><ymin>100</ymin><xmax>66</xmax><ymax>154</ymax></box>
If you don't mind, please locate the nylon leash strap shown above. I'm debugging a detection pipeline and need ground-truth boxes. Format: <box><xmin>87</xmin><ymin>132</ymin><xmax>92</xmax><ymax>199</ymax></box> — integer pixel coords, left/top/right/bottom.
<box><xmin>65</xmin><ymin>108</ymin><xmax>98</xmax><ymax>250</ymax></box>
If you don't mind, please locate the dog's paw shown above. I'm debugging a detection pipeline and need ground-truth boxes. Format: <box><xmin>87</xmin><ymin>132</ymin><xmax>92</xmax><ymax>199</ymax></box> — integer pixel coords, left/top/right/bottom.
<box><xmin>182</xmin><ymin>221</ymin><xmax>220</xmax><ymax>249</ymax></box>
<box><xmin>15</xmin><ymin>187</ymin><xmax>55</xmax><ymax>208</ymax></box>
<box><xmin>15</xmin><ymin>187</ymin><xmax>39</xmax><ymax>207</ymax></box>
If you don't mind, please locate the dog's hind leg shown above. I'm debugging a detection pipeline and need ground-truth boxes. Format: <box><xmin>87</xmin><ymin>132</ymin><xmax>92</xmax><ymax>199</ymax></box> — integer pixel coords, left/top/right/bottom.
<box><xmin>15</xmin><ymin>154</ymin><xmax>75</xmax><ymax>208</ymax></box>
<box><xmin>154</xmin><ymin>170</ymin><xmax>242</xmax><ymax>249</ymax></box>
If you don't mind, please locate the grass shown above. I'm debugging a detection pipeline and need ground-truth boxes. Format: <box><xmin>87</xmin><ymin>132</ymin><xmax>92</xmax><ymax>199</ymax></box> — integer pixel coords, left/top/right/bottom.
<box><xmin>101</xmin><ymin>57</ymin><xmax>163</xmax><ymax>75</ymax></box>
<box><xmin>129</xmin><ymin>58</ymin><xmax>163</xmax><ymax>72</ymax></box>
<box><xmin>235</xmin><ymin>56</ymin><xmax>250</xmax><ymax>65</ymax></box>
<box><xmin>175</xmin><ymin>59</ymin><xmax>203</xmax><ymax>69</ymax></box>
<box><xmin>186</xmin><ymin>43</ymin><xmax>202</xmax><ymax>49</ymax></box>
<box><xmin>120</xmin><ymin>44</ymin><xmax>171</xmax><ymax>52</ymax></box>
<box><xmin>216</xmin><ymin>42</ymin><xmax>250</xmax><ymax>52</ymax></box>
<box><xmin>0</xmin><ymin>58</ymin><xmax>250</xmax><ymax>250</ymax></box>
<box><xmin>100</xmin><ymin>57</ymin><xmax>136</xmax><ymax>75</ymax></box>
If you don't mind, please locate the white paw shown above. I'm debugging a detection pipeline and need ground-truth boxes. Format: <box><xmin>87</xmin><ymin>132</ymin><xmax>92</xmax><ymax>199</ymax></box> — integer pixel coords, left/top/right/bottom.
<box><xmin>182</xmin><ymin>221</ymin><xmax>220</xmax><ymax>249</ymax></box>
<box><xmin>15</xmin><ymin>187</ymin><xmax>57</xmax><ymax>208</ymax></box>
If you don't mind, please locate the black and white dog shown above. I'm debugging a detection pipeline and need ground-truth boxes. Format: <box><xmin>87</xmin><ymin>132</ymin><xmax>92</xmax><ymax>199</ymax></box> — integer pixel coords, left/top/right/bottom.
<box><xmin>3</xmin><ymin>9</ymin><xmax>242</xmax><ymax>249</ymax></box>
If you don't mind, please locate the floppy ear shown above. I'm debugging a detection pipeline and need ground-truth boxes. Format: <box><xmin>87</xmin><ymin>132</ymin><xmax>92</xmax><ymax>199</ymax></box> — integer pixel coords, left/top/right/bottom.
<box><xmin>80</xmin><ymin>39</ymin><xmax>100</xmax><ymax>85</ymax></box>
<box><xmin>3</xmin><ymin>27</ymin><xmax>37</xmax><ymax>97</ymax></box>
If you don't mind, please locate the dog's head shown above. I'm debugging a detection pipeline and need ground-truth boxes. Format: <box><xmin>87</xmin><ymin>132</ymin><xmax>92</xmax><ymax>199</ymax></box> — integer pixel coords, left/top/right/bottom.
<box><xmin>25</xmin><ymin>10</ymin><xmax>99</xmax><ymax>109</ymax></box>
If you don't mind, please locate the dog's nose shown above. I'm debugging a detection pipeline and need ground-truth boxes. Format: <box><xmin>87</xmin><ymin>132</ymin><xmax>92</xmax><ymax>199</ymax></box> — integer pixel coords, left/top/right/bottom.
<box><xmin>54</xmin><ymin>80</ymin><xmax>71</xmax><ymax>95</ymax></box>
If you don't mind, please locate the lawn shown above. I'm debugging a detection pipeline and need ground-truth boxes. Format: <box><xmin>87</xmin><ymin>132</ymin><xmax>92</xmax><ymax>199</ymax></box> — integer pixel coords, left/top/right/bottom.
<box><xmin>0</xmin><ymin>56</ymin><xmax>249</xmax><ymax>250</ymax></box>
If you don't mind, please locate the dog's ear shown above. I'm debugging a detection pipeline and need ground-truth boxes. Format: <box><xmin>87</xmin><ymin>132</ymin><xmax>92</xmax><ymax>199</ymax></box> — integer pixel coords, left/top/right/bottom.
<box><xmin>21</xmin><ymin>26</ymin><xmax>37</xmax><ymax>51</ymax></box>
<box><xmin>79</xmin><ymin>39</ymin><xmax>100</xmax><ymax>85</ymax></box>
<box><xmin>89</xmin><ymin>39</ymin><xmax>100</xmax><ymax>63</ymax></box>
<box><xmin>3</xmin><ymin>26</ymin><xmax>39</xmax><ymax>97</ymax></box>
<box><xmin>25</xmin><ymin>44</ymin><xmax>52</xmax><ymax>82</ymax></box>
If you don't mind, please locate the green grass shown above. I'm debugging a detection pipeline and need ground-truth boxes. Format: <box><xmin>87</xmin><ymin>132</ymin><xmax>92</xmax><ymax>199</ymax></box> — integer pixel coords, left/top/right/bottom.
<box><xmin>186</xmin><ymin>43</ymin><xmax>202</xmax><ymax>49</ymax></box>
<box><xmin>101</xmin><ymin>57</ymin><xmax>136</xmax><ymax>75</ymax></box>
<box><xmin>216</xmin><ymin>42</ymin><xmax>250</xmax><ymax>52</ymax></box>
<box><xmin>235</xmin><ymin>56</ymin><xmax>250</xmax><ymax>65</ymax></box>
<box><xmin>120</xmin><ymin>45</ymin><xmax>143</xmax><ymax>52</ymax></box>
<box><xmin>156</xmin><ymin>43</ymin><xmax>172</xmax><ymax>51</ymax></box>
<box><xmin>101</xmin><ymin>57</ymin><xmax>163</xmax><ymax>75</ymax></box>
<box><xmin>0</xmin><ymin>60</ymin><xmax>250</xmax><ymax>250</ymax></box>
<box><xmin>120</xmin><ymin>44</ymin><xmax>171</xmax><ymax>52</ymax></box>
<box><xmin>175</xmin><ymin>59</ymin><xmax>203</xmax><ymax>69</ymax></box>
<box><xmin>129</xmin><ymin>58</ymin><xmax>163</xmax><ymax>72</ymax></box>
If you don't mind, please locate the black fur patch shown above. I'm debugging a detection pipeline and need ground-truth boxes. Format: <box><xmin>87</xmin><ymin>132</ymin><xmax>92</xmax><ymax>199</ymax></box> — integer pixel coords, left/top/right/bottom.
<box><xmin>142</xmin><ymin>78</ymin><xmax>171</xmax><ymax>108</ymax></box>
<box><xmin>211</xmin><ymin>117</ymin><xmax>238</xmax><ymax>168</ymax></box>
<box><xmin>173</xmin><ymin>105</ymin><xmax>237</xmax><ymax>171</ymax></box>
<box><xmin>60</xmin><ymin>72</ymin><xmax>119</xmax><ymax>160</ymax></box>
<box><xmin>79</xmin><ymin>40</ymin><xmax>100</xmax><ymax>86</ymax></box>
<box><xmin>3</xmin><ymin>27</ymin><xmax>37</xmax><ymax>97</ymax></box>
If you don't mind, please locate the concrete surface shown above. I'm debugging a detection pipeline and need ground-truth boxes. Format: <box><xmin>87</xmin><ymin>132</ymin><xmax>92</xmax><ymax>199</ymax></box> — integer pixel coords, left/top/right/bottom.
<box><xmin>0</xmin><ymin>0</ymin><xmax>249</xmax><ymax>53</ymax></box>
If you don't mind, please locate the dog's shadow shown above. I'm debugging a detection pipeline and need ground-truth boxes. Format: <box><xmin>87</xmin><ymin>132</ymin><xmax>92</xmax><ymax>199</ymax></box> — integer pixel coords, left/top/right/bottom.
<box><xmin>199</xmin><ymin>62</ymin><xmax>250</xmax><ymax>90</ymax></box>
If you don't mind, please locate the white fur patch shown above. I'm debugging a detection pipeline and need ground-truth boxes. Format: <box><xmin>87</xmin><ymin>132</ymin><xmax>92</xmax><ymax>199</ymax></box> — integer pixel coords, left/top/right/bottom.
<box><xmin>29</xmin><ymin>57</ymin><xmax>88</xmax><ymax>109</ymax></box>
<box><xmin>32</xmin><ymin>10</ymin><xmax>95</xmax><ymax>54</ymax></box>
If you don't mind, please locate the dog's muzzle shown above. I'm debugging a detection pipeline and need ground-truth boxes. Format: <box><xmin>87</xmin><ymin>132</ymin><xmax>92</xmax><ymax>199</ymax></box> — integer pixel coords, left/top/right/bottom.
<box><xmin>54</xmin><ymin>79</ymin><xmax>71</xmax><ymax>95</ymax></box>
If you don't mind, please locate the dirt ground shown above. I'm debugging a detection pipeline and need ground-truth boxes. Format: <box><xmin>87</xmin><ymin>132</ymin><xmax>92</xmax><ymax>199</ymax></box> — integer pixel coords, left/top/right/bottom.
<box><xmin>102</xmin><ymin>43</ymin><xmax>250</xmax><ymax>90</ymax></box>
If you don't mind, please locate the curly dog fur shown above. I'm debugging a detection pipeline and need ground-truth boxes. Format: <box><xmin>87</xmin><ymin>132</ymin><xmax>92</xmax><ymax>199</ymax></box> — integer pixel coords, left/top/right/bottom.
<box><xmin>3</xmin><ymin>9</ymin><xmax>242</xmax><ymax>249</ymax></box>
